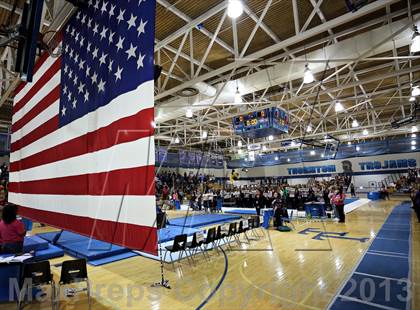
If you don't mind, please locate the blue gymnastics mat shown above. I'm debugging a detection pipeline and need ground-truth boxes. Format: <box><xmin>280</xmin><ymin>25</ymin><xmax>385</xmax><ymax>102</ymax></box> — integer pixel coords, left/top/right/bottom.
<box><xmin>224</xmin><ymin>209</ymin><xmax>257</xmax><ymax>215</ymax></box>
<box><xmin>158</xmin><ymin>225</ymin><xmax>200</xmax><ymax>243</ymax></box>
<box><xmin>37</xmin><ymin>231</ymin><xmax>130</xmax><ymax>261</ymax></box>
<box><xmin>32</xmin><ymin>244</ymin><xmax>64</xmax><ymax>261</ymax></box>
<box><xmin>88</xmin><ymin>252</ymin><xmax>138</xmax><ymax>266</ymax></box>
<box><xmin>168</xmin><ymin>214</ymin><xmax>241</xmax><ymax>228</ymax></box>
<box><xmin>344</xmin><ymin>198</ymin><xmax>359</xmax><ymax>204</ymax></box>
<box><xmin>23</xmin><ymin>235</ymin><xmax>49</xmax><ymax>252</ymax></box>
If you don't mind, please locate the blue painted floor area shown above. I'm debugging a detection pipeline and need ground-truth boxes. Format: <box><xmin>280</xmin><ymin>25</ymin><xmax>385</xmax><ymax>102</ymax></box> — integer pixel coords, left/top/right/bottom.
<box><xmin>168</xmin><ymin>214</ymin><xmax>241</xmax><ymax>228</ymax></box>
<box><xmin>158</xmin><ymin>225</ymin><xmax>200</xmax><ymax>243</ymax></box>
<box><xmin>328</xmin><ymin>202</ymin><xmax>412</xmax><ymax>310</ymax></box>
<box><xmin>37</xmin><ymin>231</ymin><xmax>132</xmax><ymax>262</ymax></box>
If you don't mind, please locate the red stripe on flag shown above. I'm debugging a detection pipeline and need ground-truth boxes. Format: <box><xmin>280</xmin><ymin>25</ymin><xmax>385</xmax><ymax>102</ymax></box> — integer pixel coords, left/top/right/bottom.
<box><xmin>9</xmin><ymin>165</ymin><xmax>155</xmax><ymax>195</ymax></box>
<box><xmin>12</xmin><ymin>85</ymin><xmax>60</xmax><ymax>133</ymax></box>
<box><xmin>11</xmin><ymin>116</ymin><xmax>59</xmax><ymax>153</ymax></box>
<box><xmin>17</xmin><ymin>206</ymin><xmax>158</xmax><ymax>254</ymax></box>
<box><xmin>10</xmin><ymin>107</ymin><xmax>154</xmax><ymax>171</ymax></box>
<box><xmin>14</xmin><ymin>52</ymin><xmax>54</xmax><ymax>96</ymax></box>
<box><xmin>13</xmin><ymin>58</ymin><xmax>61</xmax><ymax>115</ymax></box>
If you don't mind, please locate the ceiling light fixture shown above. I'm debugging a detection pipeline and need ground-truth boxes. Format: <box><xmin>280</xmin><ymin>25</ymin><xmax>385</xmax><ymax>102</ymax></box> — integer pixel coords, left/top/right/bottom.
<box><xmin>410</xmin><ymin>96</ymin><xmax>416</xmax><ymax>102</ymax></box>
<box><xmin>202</xmin><ymin>130</ymin><xmax>208</xmax><ymax>139</ymax></box>
<box><xmin>412</xmin><ymin>133</ymin><xmax>417</xmax><ymax>138</ymax></box>
<box><xmin>412</xmin><ymin>145</ymin><xmax>416</xmax><ymax>150</ymax></box>
<box><xmin>306</xmin><ymin>124</ymin><xmax>312</xmax><ymax>132</ymax></box>
<box><xmin>238</xmin><ymin>140</ymin><xmax>242</xmax><ymax>147</ymax></box>
<box><xmin>410</xmin><ymin>25</ymin><xmax>420</xmax><ymax>53</ymax></box>
<box><xmin>186</xmin><ymin>108</ymin><xmax>193</xmax><ymax>118</ymax></box>
<box><xmin>411</xmin><ymin>140</ymin><xmax>417</xmax><ymax>146</ymax></box>
<box><xmin>356</xmin><ymin>146</ymin><xmax>360</xmax><ymax>151</ymax></box>
<box><xmin>262</xmin><ymin>145</ymin><xmax>267</xmax><ymax>151</ymax></box>
<box><xmin>352</xmin><ymin>119</ymin><xmax>359</xmax><ymax>128</ymax></box>
<box><xmin>347</xmin><ymin>141</ymin><xmax>352</xmax><ymax>145</ymax></box>
<box><xmin>268</xmin><ymin>135</ymin><xmax>274</xmax><ymax>141</ymax></box>
<box><xmin>303</xmin><ymin>64</ymin><xmax>314</xmax><ymax>84</ymax></box>
<box><xmin>412</xmin><ymin>86</ymin><xmax>420</xmax><ymax>97</ymax></box>
<box><xmin>412</xmin><ymin>125</ymin><xmax>418</xmax><ymax>133</ymax></box>
<box><xmin>174</xmin><ymin>137</ymin><xmax>180</xmax><ymax>144</ymax></box>
<box><xmin>234</xmin><ymin>87</ymin><xmax>242</xmax><ymax>104</ymax></box>
<box><xmin>287</xmin><ymin>158</ymin><xmax>291</xmax><ymax>162</ymax></box>
<box><xmin>275</xmin><ymin>156</ymin><xmax>279</xmax><ymax>161</ymax></box>
<box><xmin>310</xmin><ymin>150</ymin><xmax>316</xmax><ymax>156</ymax></box>
<box><xmin>227</xmin><ymin>0</ymin><xmax>243</xmax><ymax>19</ymax></box>
<box><xmin>334</xmin><ymin>100</ymin><xmax>344</xmax><ymax>112</ymax></box>
<box><xmin>362</xmin><ymin>129</ymin><xmax>368</xmax><ymax>136</ymax></box>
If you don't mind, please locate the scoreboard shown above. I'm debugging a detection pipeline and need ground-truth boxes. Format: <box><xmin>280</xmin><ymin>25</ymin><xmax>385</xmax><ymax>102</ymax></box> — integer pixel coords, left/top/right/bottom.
<box><xmin>233</xmin><ymin>107</ymin><xmax>289</xmax><ymax>138</ymax></box>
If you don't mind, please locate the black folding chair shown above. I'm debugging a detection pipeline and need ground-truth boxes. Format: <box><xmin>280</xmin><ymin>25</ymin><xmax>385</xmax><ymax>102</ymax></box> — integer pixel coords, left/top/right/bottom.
<box><xmin>56</xmin><ymin>258</ymin><xmax>90</xmax><ymax>310</ymax></box>
<box><xmin>238</xmin><ymin>220</ymin><xmax>250</xmax><ymax>244</ymax></box>
<box><xmin>202</xmin><ymin>227</ymin><xmax>216</xmax><ymax>252</ymax></box>
<box><xmin>186</xmin><ymin>231</ymin><xmax>207</xmax><ymax>261</ymax></box>
<box><xmin>164</xmin><ymin>234</ymin><xmax>191</xmax><ymax>268</ymax></box>
<box><xmin>215</xmin><ymin>225</ymin><xmax>228</xmax><ymax>248</ymax></box>
<box><xmin>18</xmin><ymin>261</ymin><xmax>55</xmax><ymax>310</ymax></box>
<box><xmin>225</xmin><ymin>222</ymin><xmax>240</xmax><ymax>248</ymax></box>
<box><xmin>247</xmin><ymin>218</ymin><xmax>259</xmax><ymax>240</ymax></box>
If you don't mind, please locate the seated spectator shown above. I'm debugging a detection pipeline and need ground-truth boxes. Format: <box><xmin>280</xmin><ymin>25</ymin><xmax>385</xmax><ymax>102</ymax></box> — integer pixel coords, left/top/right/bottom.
<box><xmin>0</xmin><ymin>204</ymin><xmax>26</xmax><ymax>254</ymax></box>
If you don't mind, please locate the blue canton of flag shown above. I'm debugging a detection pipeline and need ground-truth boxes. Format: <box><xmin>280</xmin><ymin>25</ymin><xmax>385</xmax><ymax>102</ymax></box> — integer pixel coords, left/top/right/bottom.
<box><xmin>60</xmin><ymin>0</ymin><xmax>155</xmax><ymax>127</ymax></box>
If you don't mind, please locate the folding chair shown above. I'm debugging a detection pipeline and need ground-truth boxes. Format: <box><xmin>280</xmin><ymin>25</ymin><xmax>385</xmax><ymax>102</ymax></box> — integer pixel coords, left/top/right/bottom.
<box><xmin>164</xmin><ymin>234</ymin><xmax>191</xmax><ymax>269</ymax></box>
<box><xmin>186</xmin><ymin>231</ymin><xmax>207</xmax><ymax>261</ymax></box>
<box><xmin>248</xmin><ymin>218</ymin><xmax>260</xmax><ymax>240</ymax></box>
<box><xmin>215</xmin><ymin>225</ymin><xmax>228</xmax><ymax>248</ymax></box>
<box><xmin>202</xmin><ymin>227</ymin><xmax>216</xmax><ymax>252</ymax></box>
<box><xmin>18</xmin><ymin>261</ymin><xmax>55</xmax><ymax>310</ymax></box>
<box><xmin>225</xmin><ymin>222</ymin><xmax>240</xmax><ymax>248</ymax></box>
<box><xmin>56</xmin><ymin>259</ymin><xmax>90</xmax><ymax>310</ymax></box>
<box><xmin>282</xmin><ymin>210</ymin><xmax>295</xmax><ymax>230</ymax></box>
<box><xmin>237</xmin><ymin>220</ymin><xmax>250</xmax><ymax>244</ymax></box>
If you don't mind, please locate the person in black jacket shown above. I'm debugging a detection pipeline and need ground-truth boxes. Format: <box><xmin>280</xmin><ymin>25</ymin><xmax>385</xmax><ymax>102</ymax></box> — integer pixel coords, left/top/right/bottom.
<box><xmin>254</xmin><ymin>189</ymin><xmax>266</xmax><ymax>216</ymax></box>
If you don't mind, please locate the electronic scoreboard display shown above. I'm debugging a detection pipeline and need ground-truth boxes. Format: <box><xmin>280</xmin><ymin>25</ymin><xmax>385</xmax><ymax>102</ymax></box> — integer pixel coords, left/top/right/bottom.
<box><xmin>232</xmin><ymin>108</ymin><xmax>289</xmax><ymax>138</ymax></box>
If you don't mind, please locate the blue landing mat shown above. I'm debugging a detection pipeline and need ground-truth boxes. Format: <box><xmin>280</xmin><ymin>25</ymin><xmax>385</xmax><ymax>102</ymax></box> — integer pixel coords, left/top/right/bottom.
<box><xmin>224</xmin><ymin>209</ymin><xmax>257</xmax><ymax>215</ymax></box>
<box><xmin>158</xmin><ymin>225</ymin><xmax>200</xmax><ymax>243</ymax></box>
<box><xmin>32</xmin><ymin>244</ymin><xmax>64</xmax><ymax>261</ymax></box>
<box><xmin>36</xmin><ymin>231</ymin><xmax>130</xmax><ymax>261</ymax></box>
<box><xmin>168</xmin><ymin>214</ymin><xmax>241</xmax><ymax>228</ymax></box>
<box><xmin>23</xmin><ymin>235</ymin><xmax>49</xmax><ymax>252</ymax></box>
<box><xmin>88</xmin><ymin>252</ymin><xmax>138</xmax><ymax>266</ymax></box>
<box><xmin>338</xmin><ymin>273</ymin><xmax>408</xmax><ymax>310</ymax></box>
<box><xmin>376</xmin><ymin>228</ymin><xmax>410</xmax><ymax>241</ymax></box>
<box><xmin>369</xmin><ymin>238</ymin><xmax>409</xmax><ymax>255</ymax></box>
<box><xmin>344</xmin><ymin>198</ymin><xmax>359</xmax><ymax>204</ymax></box>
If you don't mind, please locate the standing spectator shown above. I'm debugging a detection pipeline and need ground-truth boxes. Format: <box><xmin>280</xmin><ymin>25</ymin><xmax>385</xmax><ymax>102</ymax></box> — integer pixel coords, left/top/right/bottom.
<box><xmin>333</xmin><ymin>186</ymin><xmax>346</xmax><ymax>223</ymax></box>
<box><xmin>350</xmin><ymin>183</ymin><xmax>356</xmax><ymax>197</ymax></box>
<box><xmin>414</xmin><ymin>185</ymin><xmax>420</xmax><ymax>223</ymax></box>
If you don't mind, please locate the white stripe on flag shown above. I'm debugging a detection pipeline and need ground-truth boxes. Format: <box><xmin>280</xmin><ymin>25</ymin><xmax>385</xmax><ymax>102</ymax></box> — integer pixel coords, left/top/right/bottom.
<box><xmin>10</xmin><ymin>80</ymin><xmax>154</xmax><ymax>163</ymax></box>
<box><xmin>9</xmin><ymin>136</ymin><xmax>155</xmax><ymax>183</ymax></box>
<box><xmin>8</xmin><ymin>193</ymin><xmax>157</xmax><ymax>227</ymax></box>
<box><xmin>12</xmin><ymin>71</ymin><xmax>61</xmax><ymax>125</ymax></box>
<box><xmin>13</xmin><ymin>55</ymin><xmax>59</xmax><ymax>103</ymax></box>
<box><xmin>11</xmin><ymin>102</ymin><xmax>59</xmax><ymax>143</ymax></box>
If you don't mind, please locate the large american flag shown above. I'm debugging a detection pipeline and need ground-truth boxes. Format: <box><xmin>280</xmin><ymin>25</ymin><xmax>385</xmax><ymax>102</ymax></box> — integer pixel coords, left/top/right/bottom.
<box><xmin>9</xmin><ymin>0</ymin><xmax>157</xmax><ymax>254</ymax></box>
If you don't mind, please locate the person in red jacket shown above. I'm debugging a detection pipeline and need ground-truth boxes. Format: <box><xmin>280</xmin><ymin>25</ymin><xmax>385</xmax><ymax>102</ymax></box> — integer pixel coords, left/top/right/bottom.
<box><xmin>0</xmin><ymin>204</ymin><xmax>26</xmax><ymax>254</ymax></box>
<box><xmin>333</xmin><ymin>186</ymin><xmax>346</xmax><ymax>223</ymax></box>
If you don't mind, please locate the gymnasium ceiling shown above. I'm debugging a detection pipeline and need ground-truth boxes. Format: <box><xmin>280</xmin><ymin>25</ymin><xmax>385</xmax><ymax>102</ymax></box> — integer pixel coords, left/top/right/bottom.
<box><xmin>0</xmin><ymin>0</ymin><xmax>420</xmax><ymax>156</ymax></box>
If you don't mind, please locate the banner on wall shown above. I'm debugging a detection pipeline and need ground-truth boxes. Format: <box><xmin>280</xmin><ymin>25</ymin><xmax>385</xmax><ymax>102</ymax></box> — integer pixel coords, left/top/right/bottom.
<box><xmin>9</xmin><ymin>1</ymin><xmax>158</xmax><ymax>254</ymax></box>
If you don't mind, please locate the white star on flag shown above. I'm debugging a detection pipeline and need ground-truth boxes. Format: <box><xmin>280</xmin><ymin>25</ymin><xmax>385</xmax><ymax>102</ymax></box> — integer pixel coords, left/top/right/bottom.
<box><xmin>137</xmin><ymin>19</ymin><xmax>147</xmax><ymax>36</ymax></box>
<box><xmin>126</xmin><ymin>43</ymin><xmax>137</xmax><ymax>60</ymax></box>
<box><xmin>127</xmin><ymin>14</ymin><xmax>137</xmax><ymax>30</ymax></box>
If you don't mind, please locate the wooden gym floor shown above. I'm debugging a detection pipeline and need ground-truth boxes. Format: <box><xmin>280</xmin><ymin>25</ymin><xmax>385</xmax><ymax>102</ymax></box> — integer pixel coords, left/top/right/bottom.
<box><xmin>1</xmin><ymin>198</ymin><xmax>418</xmax><ymax>310</ymax></box>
